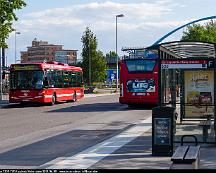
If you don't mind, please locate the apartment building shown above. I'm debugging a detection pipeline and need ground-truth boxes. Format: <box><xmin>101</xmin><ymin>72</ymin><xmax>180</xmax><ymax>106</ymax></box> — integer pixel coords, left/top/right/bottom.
<box><xmin>20</xmin><ymin>51</ymin><xmax>28</xmax><ymax>63</ymax></box>
<box><xmin>21</xmin><ymin>38</ymin><xmax>77</xmax><ymax>64</ymax></box>
<box><xmin>55</xmin><ymin>50</ymin><xmax>78</xmax><ymax>65</ymax></box>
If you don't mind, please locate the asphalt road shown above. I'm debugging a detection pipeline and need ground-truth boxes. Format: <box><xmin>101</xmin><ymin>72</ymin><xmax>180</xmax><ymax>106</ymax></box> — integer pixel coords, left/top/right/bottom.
<box><xmin>0</xmin><ymin>94</ymin><xmax>153</xmax><ymax>169</ymax></box>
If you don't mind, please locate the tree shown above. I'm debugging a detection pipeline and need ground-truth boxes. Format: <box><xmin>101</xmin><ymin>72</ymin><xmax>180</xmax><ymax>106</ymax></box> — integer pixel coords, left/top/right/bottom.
<box><xmin>0</xmin><ymin>0</ymin><xmax>26</xmax><ymax>48</ymax></box>
<box><xmin>81</xmin><ymin>27</ymin><xmax>107</xmax><ymax>85</ymax></box>
<box><xmin>105</xmin><ymin>51</ymin><xmax>117</xmax><ymax>59</ymax></box>
<box><xmin>105</xmin><ymin>51</ymin><xmax>117</xmax><ymax>69</ymax></box>
<box><xmin>181</xmin><ymin>20</ymin><xmax>216</xmax><ymax>43</ymax></box>
<box><xmin>93</xmin><ymin>50</ymin><xmax>107</xmax><ymax>83</ymax></box>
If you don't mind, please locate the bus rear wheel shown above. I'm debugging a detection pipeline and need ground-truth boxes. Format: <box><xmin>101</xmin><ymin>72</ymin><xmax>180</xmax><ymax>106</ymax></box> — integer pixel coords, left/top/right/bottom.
<box><xmin>128</xmin><ymin>104</ymin><xmax>136</xmax><ymax>108</ymax></box>
<box><xmin>20</xmin><ymin>101</ymin><xmax>27</xmax><ymax>106</ymax></box>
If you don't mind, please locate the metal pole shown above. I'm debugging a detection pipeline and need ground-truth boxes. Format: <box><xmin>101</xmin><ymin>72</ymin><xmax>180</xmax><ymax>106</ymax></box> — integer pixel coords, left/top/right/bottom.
<box><xmin>6</xmin><ymin>49</ymin><xmax>7</xmax><ymax>67</ymax></box>
<box><xmin>214</xmin><ymin>44</ymin><xmax>216</xmax><ymax>144</ymax></box>
<box><xmin>0</xmin><ymin>48</ymin><xmax>2</xmax><ymax>100</ymax></box>
<box><xmin>115</xmin><ymin>14</ymin><xmax>124</xmax><ymax>93</ymax></box>
<box><xmin>116</xmin><ymin>16</ymin><xmax>118</xmax><ymax>93</ymax></box>
<box><xmin>89</xmin><ymin>36</ymin><xmax>91</xmax><ymax>86</ymax></box>
<box><xmin>15</xmin><ymin>32</ymin><xmax>20</xmax><ymax>64</ymax></box>
<box><xmin>44</xmin><ymin>46</ymin><xmax>46</xmax><ymax>62</ymax></box>
<box><xmin>2</xmin><ymin>48</ymin><xmax>5</xmax><ymax>68</ymax></box>
<box><xmin>15</xmin><ymin>33</ymin><xmax>17</xmax><ymax>64</ymax></box>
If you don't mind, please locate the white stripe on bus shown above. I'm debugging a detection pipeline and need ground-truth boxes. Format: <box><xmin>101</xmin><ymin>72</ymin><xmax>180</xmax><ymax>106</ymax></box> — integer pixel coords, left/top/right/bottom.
<box><xmin>44</xmin><ymin>93</ymin><xmax>81</xmax><ymax>98</ymax></box>
<box><xmin>34</xmin><ymin>96</ymin><xmax>43</xmax><ymax>98</ymax></box>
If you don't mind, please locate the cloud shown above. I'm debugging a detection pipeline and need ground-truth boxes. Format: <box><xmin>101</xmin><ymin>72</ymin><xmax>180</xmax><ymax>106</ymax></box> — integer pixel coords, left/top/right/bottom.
<box><xmin>9</xmin><ymin>0</ymin><xmax>190</xmax><ymax>65</ymax></box>
<box><xmin>17</xmin><ymin>1</ymin><xmax>182</xmax><ymax>33</ymax></box>
<box><xmin>27</xmin><ymin>1</ymin><xmax>173</xmax><ymax>19</ymax></box>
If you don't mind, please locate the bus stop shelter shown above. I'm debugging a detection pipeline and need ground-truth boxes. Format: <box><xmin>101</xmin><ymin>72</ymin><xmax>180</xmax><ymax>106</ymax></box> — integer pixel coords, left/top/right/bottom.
<box><xmin>149</xmin><ymin>41</ymin><xmax>216</xmax><ymax>144</ymax></box>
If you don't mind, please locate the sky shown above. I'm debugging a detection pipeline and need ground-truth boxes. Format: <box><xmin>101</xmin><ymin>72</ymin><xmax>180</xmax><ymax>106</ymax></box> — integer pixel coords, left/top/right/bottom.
<box><xmin>5</xmin><ymin>0</ymin><xmax>216</xmax><ymax>65</ymax></box>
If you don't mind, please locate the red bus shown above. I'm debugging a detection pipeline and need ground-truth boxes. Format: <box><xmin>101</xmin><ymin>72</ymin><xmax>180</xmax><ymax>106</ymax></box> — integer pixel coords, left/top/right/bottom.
<box><xmin>119</xmin><ymin>57</ymin><xmax>158</xmax><ymax>106</ymax></box>
<box><xmin>9</xmin><ymin>61</ymin><xmax>84</xmax><ymax>105</ymax></box>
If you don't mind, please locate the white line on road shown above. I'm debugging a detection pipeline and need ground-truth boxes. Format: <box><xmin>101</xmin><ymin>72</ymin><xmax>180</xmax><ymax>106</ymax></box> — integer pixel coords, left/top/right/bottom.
<box><xmin>43</xmin><ymin>116</ymin><xmax>152</xmax><ymax>169</ymax></box>
<box><xmin>84</xmin><ymin>93</ymin><xmax>117</xmax><ymax>98</ymax></box>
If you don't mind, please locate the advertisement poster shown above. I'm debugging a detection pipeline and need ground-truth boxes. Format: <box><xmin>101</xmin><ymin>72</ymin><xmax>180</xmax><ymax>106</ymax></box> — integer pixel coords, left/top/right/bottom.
<box><xmin>154</xmin><ymin>118</ymin><xmax>171</xmax><ymax>145</ymax></box>
<box><xmin>126</xmin><ymin>79</ymin><xmax>155</xmax><ymax>93</ymax></box>
<box><xmin>184</xmin><ymin>70</ymin><xmax>214</xmax><ymax>117</ymax></box>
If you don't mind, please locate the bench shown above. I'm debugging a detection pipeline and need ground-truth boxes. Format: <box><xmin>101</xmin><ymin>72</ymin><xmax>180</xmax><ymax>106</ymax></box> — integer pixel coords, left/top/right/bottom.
<box><xmin>170</xmin><ymin>135</ymin><xmax>200</xmax><ymax>169</ymax></box>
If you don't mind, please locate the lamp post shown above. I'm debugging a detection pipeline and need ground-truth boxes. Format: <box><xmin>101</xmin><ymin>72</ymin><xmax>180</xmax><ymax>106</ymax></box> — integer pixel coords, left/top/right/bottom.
<box><xmin>89</xmin><ymin>35</ymin><xmax>91</xmax><ymax>87</ymax></box>
<box><xmin>116</xmin><ymin>14</ymin><xmax>124</xmax><ymax>93</ymax></box>
<box><xmin>15</xmin><ymin>31</ymin><xmax>21</xmax><ymax>64</ymax></box>
<box><xmin>0</xmin><ymin>48</ymin><xmax>2</xmax><ymax>100</ymax></box>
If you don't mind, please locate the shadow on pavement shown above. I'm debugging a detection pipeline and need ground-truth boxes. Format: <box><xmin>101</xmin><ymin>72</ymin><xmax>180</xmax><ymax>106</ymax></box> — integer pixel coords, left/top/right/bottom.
<box><xmin>1</xmin><ymin>101</ymin><xmax>67</xmax><ymax>109</ymax></box>
<box><xmin>126</xmin><ymin>104</ymin><xmax>157</xmax><ymax>110</ymax></box>
<box><xmin>0</xmin><ymin>129</ymin><xmax>120</xmax><ymax>167</ymax></box>
<box><xmin>90</xmin><ymin>134</ymin><xmax>172</xmax><ymax>169</ymax></box>
<box><xmin>1</xmin><ymin>103</ymin><xmax>46</xmax><ymax>109</ymax></box>
<box><xmin>46</xmin><ymin>102</ymin><xmax>125</xmax><ymax>113</ymax></box>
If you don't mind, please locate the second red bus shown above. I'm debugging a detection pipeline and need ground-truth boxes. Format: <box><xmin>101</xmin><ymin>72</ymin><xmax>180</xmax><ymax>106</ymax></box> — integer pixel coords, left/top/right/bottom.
<box><xmin>119</xmin><ymin>57</ymin><xmax>158</xmax><ymax>106</ymax></box>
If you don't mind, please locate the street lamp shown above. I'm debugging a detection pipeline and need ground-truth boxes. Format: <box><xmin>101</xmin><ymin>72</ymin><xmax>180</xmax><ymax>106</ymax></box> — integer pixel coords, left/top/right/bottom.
<box><xmin>0</xmin><ymin>48</ymin><xmax>2</xmax><ymax>100</ymax></box>
<box><xmin>15</xmin><ymin>31</ymin><xmax>21</xmax><ymax>64</ymax></box>
<box><xmin>116</xmin><ymin>14</ymin><xmax>124</xmax><ymax>93</ymax></box>
<box><xmin>89</xmin><ymin>35</ymin><xmax>91</xmax><ymax>86</ymax></box>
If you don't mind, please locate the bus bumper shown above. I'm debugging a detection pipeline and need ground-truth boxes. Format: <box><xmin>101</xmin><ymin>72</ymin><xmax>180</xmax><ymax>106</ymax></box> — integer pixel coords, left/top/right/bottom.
<box><xmin>9</xmin><ymin>96</ymin><xmax>45</xmax><ymax>103</ymax></box>
<box><xmin>119</xmin><ymin>97</ymin><xmax>158</xmax><ymax>105</ymax></box>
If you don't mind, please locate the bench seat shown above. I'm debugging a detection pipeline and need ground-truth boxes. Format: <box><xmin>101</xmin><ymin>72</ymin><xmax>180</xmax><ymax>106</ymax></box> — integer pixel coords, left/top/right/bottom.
<box><xmin>171</xmin><ymin>145</ymin><xmax>200</xmax><ymax>169</ymax></box>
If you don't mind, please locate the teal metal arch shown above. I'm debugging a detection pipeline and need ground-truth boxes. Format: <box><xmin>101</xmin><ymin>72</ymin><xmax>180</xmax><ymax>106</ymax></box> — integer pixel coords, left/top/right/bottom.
<box><xmin>152</xmin><ymin>15</ymin><xmax>216</xmax><ymax>46</ymax></box>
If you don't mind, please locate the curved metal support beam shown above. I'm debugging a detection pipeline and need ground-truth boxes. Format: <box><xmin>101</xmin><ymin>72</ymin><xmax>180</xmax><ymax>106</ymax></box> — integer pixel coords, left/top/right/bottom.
<box><xmin>152</xmin><ymin>15</ymin><xmax>216</xmax><ymax>46</ymax></box>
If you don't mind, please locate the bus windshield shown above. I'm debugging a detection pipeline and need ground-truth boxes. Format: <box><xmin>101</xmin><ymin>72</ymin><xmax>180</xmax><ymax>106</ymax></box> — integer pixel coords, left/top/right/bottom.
<box><xmin>10</xmin><ymin>71</ymin><xmax>44</xmax><ymax>89</ymax></box>
<box><xmin>125</xmin><ymin>59</ymin><xmax>156</xmax><ymax>72</ymax></box>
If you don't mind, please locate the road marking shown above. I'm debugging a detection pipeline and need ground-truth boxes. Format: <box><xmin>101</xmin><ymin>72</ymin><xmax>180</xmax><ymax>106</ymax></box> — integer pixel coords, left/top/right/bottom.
<box><xmin>84</xmin><ymin>93</ymin><xmax>117</xmax><ymax>98</ymax></box>
<box><xmin>42</xmin><ymin>116</ymin><xmax>152</xmax><ymax>169</ymax></box>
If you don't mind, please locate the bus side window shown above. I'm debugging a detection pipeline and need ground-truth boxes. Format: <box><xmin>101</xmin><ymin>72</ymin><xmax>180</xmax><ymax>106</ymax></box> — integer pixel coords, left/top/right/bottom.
<box><xmin>68</xmin><ymin>71</ymin><xmax>73</xmax><ymax>87</ymax></box>
<box><xmin>52</xmin><ymin>70</ymin><xmax>62</xmax><ymax>88</ymax></box>
<box><xmin>70</xmin><ymin>71</ymin><xmax>76</xmax><ymax>87</ymax></box>
<box><xmin>45</xmin><ymin>70</ymin><xmax>55</xmax><ymax>88</ymax></box>
<box><xmin>63</xmin><ymin>71</ymin><xmax>70</xmax><ymax>88</ymax></box>
<box><xmin>43</xmin><ymin>77</ymin><xmax>49</xmax><ymax>87</ymax></box>
<box><xmin>81</xmin><ymin>72</ymin><xmax>84</xmax><ymax>86</ymax></box>
<box><xmin>77</xmin><ymin>72</ymin><xmax>82</xmax><ymax>87</ymax></box>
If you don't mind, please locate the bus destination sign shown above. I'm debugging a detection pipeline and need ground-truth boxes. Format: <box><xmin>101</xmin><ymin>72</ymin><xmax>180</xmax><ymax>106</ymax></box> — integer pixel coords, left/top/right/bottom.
<box><xmin>13</xmin><ymin>64</ymin><xmax>41</xmax><ymax>71</ymax></box>
<box><xmin>161</xmin><ymin>60</ymin><xmax>213</xmax><ymax>69</ymax></box>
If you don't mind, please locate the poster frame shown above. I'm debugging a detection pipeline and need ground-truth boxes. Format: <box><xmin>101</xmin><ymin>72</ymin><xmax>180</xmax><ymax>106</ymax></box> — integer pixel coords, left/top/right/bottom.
<box><xmin>182</xmin><ymin>69</ymin><xmax>215</xmax><ymax>119</ymax></box>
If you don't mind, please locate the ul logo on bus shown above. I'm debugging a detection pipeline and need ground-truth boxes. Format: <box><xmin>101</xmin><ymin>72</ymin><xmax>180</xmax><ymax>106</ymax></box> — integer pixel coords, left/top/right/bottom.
<box><xmin>127</xmin><ymin>79</ymin><xmax>155</xmax><ymax>92</ymax></box>
<box><xmin>133</xmin><ymin>81</ymin><xmax>148</xmax><ymax>89</ymax></box>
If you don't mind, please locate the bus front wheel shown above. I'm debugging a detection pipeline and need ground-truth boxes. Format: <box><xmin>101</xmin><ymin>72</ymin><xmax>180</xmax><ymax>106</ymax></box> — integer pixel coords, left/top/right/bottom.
<box><xmin>72</xmin><ymin>92</ymin><xmax>77</xmax><ymax>102</ymax></box>
<box><xmin>50</xmin><ymin>94</ymin><xmax>56</xmax><ymax>106</ymax></box>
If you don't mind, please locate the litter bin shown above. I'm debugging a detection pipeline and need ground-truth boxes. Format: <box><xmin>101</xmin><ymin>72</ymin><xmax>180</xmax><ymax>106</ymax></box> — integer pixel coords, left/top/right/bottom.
<box><xmin>152</xmin><ymin>106</ymin><xmax>176</xmax><ymax>156</ymax></box>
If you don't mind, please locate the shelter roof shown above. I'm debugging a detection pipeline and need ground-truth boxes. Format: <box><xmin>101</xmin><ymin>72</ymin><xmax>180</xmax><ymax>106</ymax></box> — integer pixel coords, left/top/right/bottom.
<box><xmin>146</xmin><ymin>41</ymin><xmax>216</xmax><ymax>59</ymax></box>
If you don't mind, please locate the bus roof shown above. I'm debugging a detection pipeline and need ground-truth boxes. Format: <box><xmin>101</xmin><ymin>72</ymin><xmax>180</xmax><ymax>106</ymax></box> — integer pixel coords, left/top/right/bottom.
<box><xmin>10</xmin><ymin>61</ymin><xmax>82</xmax><ymax>72</ymax></box>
